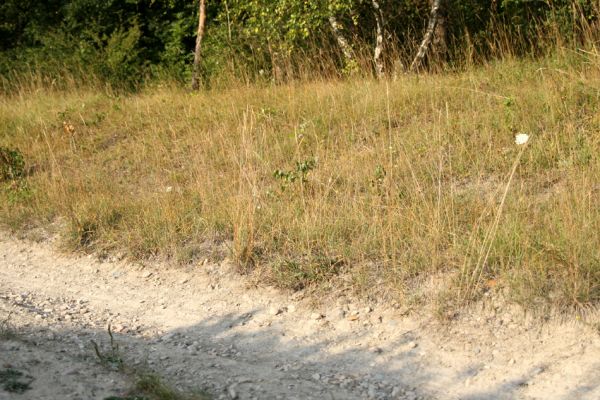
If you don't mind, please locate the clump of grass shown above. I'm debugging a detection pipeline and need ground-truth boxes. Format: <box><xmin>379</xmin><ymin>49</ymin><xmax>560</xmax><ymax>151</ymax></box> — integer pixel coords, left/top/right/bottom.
<box><xmin>0</xmin><ymin>312</ymin><xmax>18</xmax><ymax>341</ymax></box>
<box><xmin>0</xmin><ymin>146</ymin><xmax>25</xmax><ymax>181</ymax></box>
<box><xmin>104</xmin><ymin>374</ymin><xmax>211</xmax><ymax>400</ymax></box>
<box><xmin>1</xmin><ymin>50</ymin><xmax>599</xmax><ymax>312</ymax></box>
<box><xmin>94</xmin><ymin>326</ymin><xmax>211</xmax><ymax>400</ymax></box>
<box><xmin>130</xmin><ymin>374</ymin><xmax>210</xmax><ymax>400</ymax></box>
<box><xmin>0</xmin><ymin>368</ymin><xmax>32</xmax><ymax>394</ymax></box>
<box><xmin>271</xmin><ymin>256</ymin><xmax>344</xmax><ymax>291</ymax></box>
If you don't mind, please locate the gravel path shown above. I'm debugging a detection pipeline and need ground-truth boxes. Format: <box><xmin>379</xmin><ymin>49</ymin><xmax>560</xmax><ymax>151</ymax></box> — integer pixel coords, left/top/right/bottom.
<box><xmin>1</xmin><ymin>233</ymin><xmax>599</xmax><ymax>399</ymax></box>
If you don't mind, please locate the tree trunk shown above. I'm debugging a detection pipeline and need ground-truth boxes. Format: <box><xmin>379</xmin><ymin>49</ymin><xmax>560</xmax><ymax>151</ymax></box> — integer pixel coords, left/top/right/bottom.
<box><xmin>372</xmin><ymin>0</ymin><xmax>385</xmax><ymax>79</ymax></box>
<box><xmin>328</xmin><ymin>14</ymin><xmax>355</xmax><ymax>68</ymax></box>
<box><xmin>409</xmin><ymin>0</ymin><xmax>447</xmax><ymax>72</ymax></box>
<box><xmin>191</xmin><ymin>0</ymin><xmax>207</xmax><ymax>91</ymax></box>
<box><xmin>432</xmin><ymin>1</ymin><xmax>448</xmax><ymax>61</ymax></box>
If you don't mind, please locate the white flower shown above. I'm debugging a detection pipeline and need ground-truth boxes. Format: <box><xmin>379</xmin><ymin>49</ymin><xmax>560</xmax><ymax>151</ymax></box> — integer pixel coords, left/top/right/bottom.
<box><xmin>515</xmin><ymin>133</ymin><xmax>530</xmax><ymax>145</ymax></box>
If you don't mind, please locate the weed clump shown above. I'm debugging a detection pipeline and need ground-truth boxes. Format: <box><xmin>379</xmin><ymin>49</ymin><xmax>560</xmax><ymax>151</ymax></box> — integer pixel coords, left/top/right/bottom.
<box><xmin>0</xmin><ymin>313</ymin><xmax>18</xmax><ymax>340</ymax></box>
<box><xmin>0</xmin><ymin>368</ymin><xmax>32</xmax><ymax>394</ymax></box>
<box><xmin>0</xmin><ymin>147</ymin><xmax>25</xmax><ymax>181</ymax></box>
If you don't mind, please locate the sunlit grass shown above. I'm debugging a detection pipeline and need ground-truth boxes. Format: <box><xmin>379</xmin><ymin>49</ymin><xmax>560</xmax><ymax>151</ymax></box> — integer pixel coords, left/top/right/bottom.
<box><xmin>1</xmin><ymin>51</ymin><xmax>599</xmax><ymax>311</ymax></box>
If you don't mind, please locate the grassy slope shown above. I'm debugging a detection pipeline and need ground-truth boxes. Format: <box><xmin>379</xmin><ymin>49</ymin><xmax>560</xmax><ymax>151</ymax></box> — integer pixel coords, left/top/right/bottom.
<box><xmin>1</xmin><ymin>53</ymin><xmax>599</xmax><ymax>312</ymax></box>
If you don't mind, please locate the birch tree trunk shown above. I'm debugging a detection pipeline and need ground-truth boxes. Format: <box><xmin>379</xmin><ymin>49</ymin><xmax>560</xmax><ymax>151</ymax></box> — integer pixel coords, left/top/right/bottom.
<box><xmin>432</xmin><ymin>1</ymin><xmax>448</xmax><ymax>60</ymax></box>
<box><xmin>372</xmin><ymin>0</ymin><xmax>385</xmax><ymax>79</ymax></box>
<box><xmin>409</xmin><ymin>0</ymin><xmax>446</xmax><ymax>72</ymax></box>
<box><xmin>328</xmin><ymin>14</ymin><xmax>355</xmax><ymax>68</ymax></box>
<box><xmin>191</xmin><ymin>0</ymin><xmax>207</xmax><ymax>91</ymax></box>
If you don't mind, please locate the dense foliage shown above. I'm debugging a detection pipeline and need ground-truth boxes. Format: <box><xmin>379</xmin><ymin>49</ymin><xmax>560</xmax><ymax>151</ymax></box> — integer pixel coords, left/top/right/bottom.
<box><xmin>0</xmin><ymin>0</ymin><xmax>598</xmax><ymax>88</ymax></box>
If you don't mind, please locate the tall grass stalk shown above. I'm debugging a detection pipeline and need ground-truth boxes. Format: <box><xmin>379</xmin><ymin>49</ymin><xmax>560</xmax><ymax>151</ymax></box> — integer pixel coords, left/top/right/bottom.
<box><xmin>460</xmin><ymin>136</ymin><xmax>530</xmax><ymax>303</ymax></box>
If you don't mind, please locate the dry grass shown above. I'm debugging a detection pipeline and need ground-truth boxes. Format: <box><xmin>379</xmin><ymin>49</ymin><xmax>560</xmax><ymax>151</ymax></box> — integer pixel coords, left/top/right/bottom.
<box><xmin>1</xmin><ymin>50</ymin><xmax>599</xmax><ymax>312</ymax></box>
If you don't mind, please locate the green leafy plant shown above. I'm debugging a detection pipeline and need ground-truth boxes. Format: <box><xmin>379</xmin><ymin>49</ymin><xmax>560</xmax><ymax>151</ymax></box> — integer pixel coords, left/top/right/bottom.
<box><xmin>92</xmin><ymin>324</ymin><xmax>124</xmax><ymax>371</ymax></box>
<box><xmin>273</xmin><ymin>158</ymin><xmax>316</xmax><ymax>188</ymax></box>
<box><xmin>0</xmin><ymin>147</ymin><xmax>25</xmax><ymax>181</ymax></box>
<box><xmin>371</xmin><ymin>164</ymin><xmax>386</xmax><ymax>187</ymax></box>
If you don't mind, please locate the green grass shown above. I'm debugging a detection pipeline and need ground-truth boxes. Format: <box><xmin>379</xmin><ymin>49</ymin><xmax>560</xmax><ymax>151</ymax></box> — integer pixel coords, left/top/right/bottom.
<box><xmin>104</xmin><ymin>374</ymin><xmax>210</xmax><ymax>400</ymax></box>
<box><xmin>0</xmin><ymin>368</ymin><xmax>32</xmax><ymax>394</ymax></box>
<box><xmin>1</xmin><ymin>50</ymin><xmax>599</xmax><ymax>312</ymax></box>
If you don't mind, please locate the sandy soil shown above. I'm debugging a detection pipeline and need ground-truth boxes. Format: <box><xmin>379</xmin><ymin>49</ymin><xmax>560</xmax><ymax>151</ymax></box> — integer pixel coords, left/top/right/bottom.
<box><xmin>1</xmin><ymin>233</ymin><xmax>599</xmax><ymax>400</ymax></box>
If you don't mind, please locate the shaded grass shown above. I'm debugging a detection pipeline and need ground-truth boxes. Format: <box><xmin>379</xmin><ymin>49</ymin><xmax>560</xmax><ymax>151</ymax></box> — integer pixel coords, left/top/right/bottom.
<box><xmin>0</xmin><ymin>312</ymin><xmax>19</xmax><ymax>341</ymax></box>
<box><xmin>0</xmin><ymin>368</ymin><xmax>32</xmax><ymax>394</ymax></box>
<box><xmin>104</xmin><ymin>374</ymin><xmax>210</xmax><ymax>400</ymax></box>
<box><xmin>1</xmin><ymin>50</ymin><xmax>599</xmax><ymax>311</ymax></box>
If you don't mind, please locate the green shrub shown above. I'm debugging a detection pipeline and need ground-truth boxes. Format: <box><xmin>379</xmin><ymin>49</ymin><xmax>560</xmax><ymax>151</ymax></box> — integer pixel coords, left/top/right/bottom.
<box><xmin>0</xmin><ymin>147</ymin><xmax>25</xmax><ymax>181</ymax></box>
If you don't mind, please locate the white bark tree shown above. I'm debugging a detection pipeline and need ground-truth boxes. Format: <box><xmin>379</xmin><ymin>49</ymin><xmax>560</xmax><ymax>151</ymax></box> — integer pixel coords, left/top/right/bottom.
<box><xmin>191</xmin><ymin>0</ymin><xmax>207</xmax><ymax>91</ymax></box>
<box><xmin>372</xmin><ymin>0</ymin><xmax>385</xmax><ymax>79</ymax></box>
<box><xmin>328</xmin><ymin>14</ymin><xmax>356</xmax><ymax>69</ymax></box>
<box><xmin>410</xmin><ymin>0</ymin><xmax>447</xmax><ymax>72</ymax></box>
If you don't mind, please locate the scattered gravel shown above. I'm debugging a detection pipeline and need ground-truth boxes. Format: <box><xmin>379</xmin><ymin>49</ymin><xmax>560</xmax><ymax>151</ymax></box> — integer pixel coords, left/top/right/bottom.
<box><xmin>1</xmin><ymin>234</ymin><xmax>599</xmax><ymax>400</ymax></box>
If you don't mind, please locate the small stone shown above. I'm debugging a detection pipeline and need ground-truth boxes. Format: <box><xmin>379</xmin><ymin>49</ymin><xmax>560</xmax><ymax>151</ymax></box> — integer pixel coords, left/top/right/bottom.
<box><xmin>347</xmin><ymin>312</ymin><xmax>360</xmax><ymax>321</ymax></box>
<box><xmin>532</xmin><ymin>366</ymin><xmax>545</xmax><ymax>375</ymax></box>
<box><xmin>391</xmin><ymin>387</ymin><xmax>401</xmax><ymax>397</ymax></box>
<box><xmin>180</xmin><ymin>278</ymin><xmax>189</xmax><ymax>284</ymax></box>
<box><xmin>312</xmin><ymin>373</ymin><xmax>321</xmax><ymax>381</ymax></box>
<box><xmin>405</xmin><ymin>391</ymin><xmax>417</xmax><ymax>400</ymax></box>
<box><xmin>408</xmin><ymin>341</ymin><xmax>418</xmax><ymax>349</ymax></box>
<box><xmin>142</xmin><ymin>271</ymin><xmax>153</xmax><ymax>278</ymax></box>
<box><xmin>227</xmin><ymin>385</ymin><xmax>238</xmax><ymax>399</ymax></box>
<box><xmin>367</xmin><ymin>385</ymin><xmax>377</xmax><ymax>398</ymax></box>
<box><xmin>310</xmin><ymin>313</ymin><xmax>323</xmax><ymax>320</ymax></box>
<box><xmin>269</xmin><ymin>307</ymin><xmax>283</xmax><ymax>316</ymax></box>
<box><xmin>332</xmin><ymin>308</ymin><xmax>345</xmax><ymax>320</ymax></box>
<box><xmin>509</xmin><ymin>358</ymin><xmax>516</xmax><ymax>365</ymax></box>
<box><xmin>287</xmin><ymin>304</ymin><xmax>296</xmax><ymax>313</ymax></box>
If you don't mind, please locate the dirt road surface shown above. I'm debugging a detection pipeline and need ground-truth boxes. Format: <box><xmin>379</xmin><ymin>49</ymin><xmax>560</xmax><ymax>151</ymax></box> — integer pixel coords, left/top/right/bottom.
<box><xmin>1</xmin><ymin>233</ymin><xmax>599</xmax><ymax>399</ymax></box>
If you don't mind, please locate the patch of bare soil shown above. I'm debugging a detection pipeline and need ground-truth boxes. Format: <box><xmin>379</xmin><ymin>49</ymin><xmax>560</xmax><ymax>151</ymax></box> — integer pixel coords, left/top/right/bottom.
<box><xmin>1</xmin><ymin>233</ymin><xmax>599</xmax><ymax>400</ymax></box>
